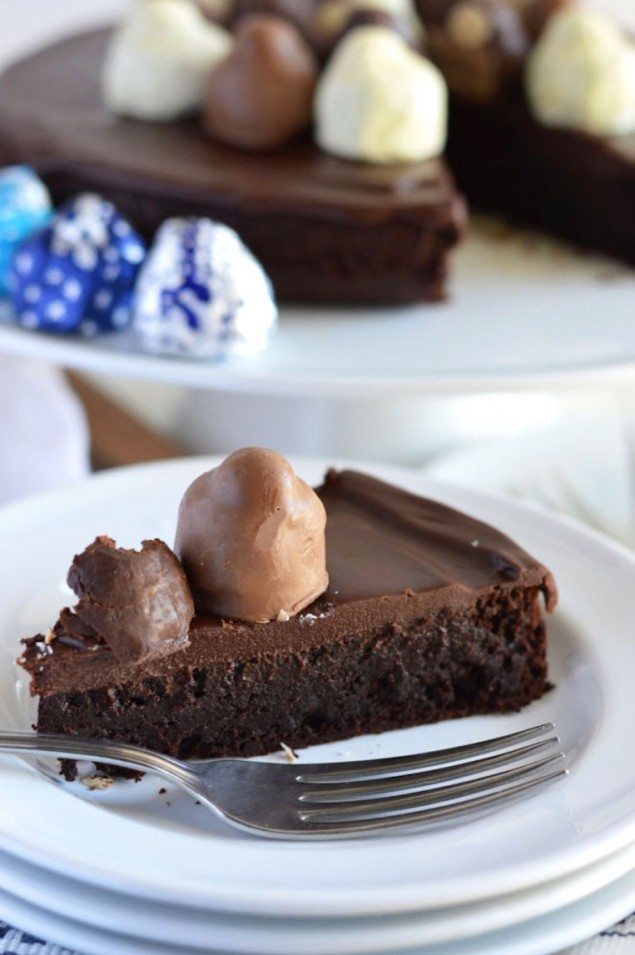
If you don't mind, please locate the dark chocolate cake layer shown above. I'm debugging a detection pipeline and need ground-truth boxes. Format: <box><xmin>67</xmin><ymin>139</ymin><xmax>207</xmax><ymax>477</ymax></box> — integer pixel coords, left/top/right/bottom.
<box><xmin>446</xmin><ymin>95</ymin><xmax>635</xmax><ymax>265</ymax></box>
<box><xmin>0</xmin><ymin>30</ymin><xmax>467</xmax><ymax>306</ymax></box>
<box><xmin>21</xmin><ymin>471</ymin><xmax>556</xmax><ymax>765</ymax></box>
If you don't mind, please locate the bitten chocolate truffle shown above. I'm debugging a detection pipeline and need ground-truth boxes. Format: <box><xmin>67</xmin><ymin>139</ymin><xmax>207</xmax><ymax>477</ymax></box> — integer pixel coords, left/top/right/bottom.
<box><xmin>174</xmin><ymin>448</ymin><xmax>329</xmax><ymax>622</ymax></box>
<box><xmin>202</xmin><ymin>14</ymin><xmax>319</xmax><ymax>149</ymax></box>
<box><xmin>62</xmin><ymin>536</ymin><xmax>194</xmax><ymax>664</ymax></box>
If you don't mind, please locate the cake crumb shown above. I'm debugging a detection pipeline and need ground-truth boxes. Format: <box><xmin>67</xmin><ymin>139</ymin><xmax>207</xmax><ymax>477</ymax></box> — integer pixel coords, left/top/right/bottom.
<box><xmin>276</xmin><ymin>609</ymin><xmax>290</xmax><ymax>622</ymax></box>
<box><xmin>159</xmin><ymin>787</ymin><xmax>166</xmax><ymax>795</ymax></box>
<box><xmin>404</xmin><ymin>588</ymin><xmax>415</xmax><ymax>597</ymax></box>
<box><xmin>81</xmin><ymin>773</ymin><xmax>113</xmax><ymax>791</ymax></box>
<box><xmin>299</xmin><ymin>608</ymin><xmax>333</xmax><ymax>626</ymax></box>
<box><xmin>280</xmin><ymin>742</ymin><xmax>299</xmax><ymax>762</ymax></box>
<box><xmin>195</xmin><ymin>800</ymin><xmax>201</xmax><ymax>805</ymax></box>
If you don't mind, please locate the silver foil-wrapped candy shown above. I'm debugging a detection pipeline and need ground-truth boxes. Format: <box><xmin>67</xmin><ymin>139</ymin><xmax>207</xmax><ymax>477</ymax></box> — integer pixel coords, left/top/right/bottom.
<box><xmin>8</xmin><ymin>193</ymin><xmax>146</xmax><ymax>335</ymax></box>
<box><xmin>132</xmin><ymin>218</ymin><xmax>278</xmax><ymax>359</ymax></box>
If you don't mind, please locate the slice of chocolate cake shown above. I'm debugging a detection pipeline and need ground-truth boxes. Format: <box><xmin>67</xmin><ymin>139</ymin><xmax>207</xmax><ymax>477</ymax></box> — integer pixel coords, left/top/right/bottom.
<box><xmin>20</xmin><ymin>461</ymin><xmax>556</xmax><ymax>771</ymax></box>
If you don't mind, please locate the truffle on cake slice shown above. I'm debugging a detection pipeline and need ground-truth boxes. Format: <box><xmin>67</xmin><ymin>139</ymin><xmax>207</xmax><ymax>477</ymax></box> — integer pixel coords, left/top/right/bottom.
<box><xmin>20</xmin><ymin>452</ymin><xmax>556</xmax><ymax>772</ymax></box>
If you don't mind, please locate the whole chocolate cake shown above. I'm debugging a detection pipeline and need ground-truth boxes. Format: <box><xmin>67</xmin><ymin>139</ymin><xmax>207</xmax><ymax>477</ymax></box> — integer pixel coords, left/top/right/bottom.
<box><xmin>0</xmin><ymin>25</ymin><xmax>467</xmax><ymax>306</ymax></box>
<box><xmin>0</xmin><ymin>0</ymin><xmax>631</xmax><ymax>313</ymax></box>
<box><xmin>20</xmin><ymin>452</ymin><xmax>556</xmax><ymax>775</ymax></box>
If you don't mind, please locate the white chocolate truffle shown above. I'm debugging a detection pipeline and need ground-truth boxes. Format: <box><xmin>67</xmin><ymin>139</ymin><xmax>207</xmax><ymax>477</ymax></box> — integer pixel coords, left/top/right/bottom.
<box><xmin>525</xmin><ymin>7</ymin><xmax>635</xmax><ymax>137</ymax></box>
<box><xmin>315</xmin><ymin>26</ymin><xmax>447</xmax><ymax>164</ymax></box>
<box><xmin>103</xmin><ymin>0</ymin><xmax>233</xmax><ymax>121</ymax></box>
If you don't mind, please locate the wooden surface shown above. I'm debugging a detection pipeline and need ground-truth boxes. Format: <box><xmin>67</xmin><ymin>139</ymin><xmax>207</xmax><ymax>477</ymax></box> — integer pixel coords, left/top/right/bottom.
<box><xmin>66</xmin><ymin>372</ymin><xmax>186</xmax><ymax>470</ymax></box>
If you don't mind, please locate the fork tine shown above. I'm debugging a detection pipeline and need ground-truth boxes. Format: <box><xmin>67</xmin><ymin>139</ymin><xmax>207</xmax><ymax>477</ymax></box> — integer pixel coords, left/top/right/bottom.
<box><xmin>296</xmin><ymin>724</ymin><xmax>556</xmax><ymax>784</ymax></box>
<box><xmin>299</xmin><ymin>736</ymin><xmax>561</xmax><ymax>798</ymax></box>
<box><xmin>298</xmin><ymin>737</ymin><xmax>560</xmax><ymax>798</ymax></box>
<box><xmin>298</xmin><ymin>752</ymin><xmax>566</xmax><ymax>817</ymax></box>
<box><xmin>296</xmin><ymin>736</ymin><xmax>559</xmax><ymax>798</ymax></box>
<box><xmin>296</xmin><ymin>767</ymin><xmax>568</xmax><ymax>834</ymax></box>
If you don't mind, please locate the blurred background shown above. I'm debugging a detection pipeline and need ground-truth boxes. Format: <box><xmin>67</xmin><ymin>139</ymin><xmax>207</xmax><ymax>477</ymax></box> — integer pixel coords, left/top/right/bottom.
<box><xmin>0</xmin><ymin>0</ymin><xmax>634</xmax><ymax>549</ymax></box>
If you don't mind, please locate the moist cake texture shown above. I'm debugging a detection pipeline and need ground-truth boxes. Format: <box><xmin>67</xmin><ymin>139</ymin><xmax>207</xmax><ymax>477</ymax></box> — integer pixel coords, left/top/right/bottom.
<box><xmin>21</xmin><ymin>470</ymin><xmax>556</xmax><ymax>767</ymax></box>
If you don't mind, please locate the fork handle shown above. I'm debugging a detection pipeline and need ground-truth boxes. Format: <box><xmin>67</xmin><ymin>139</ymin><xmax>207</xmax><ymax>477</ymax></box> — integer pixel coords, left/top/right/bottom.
<box><xmin>0</xmin><ymin>731</ymin><xmax>200</xmax><ymax>790</ymax></box>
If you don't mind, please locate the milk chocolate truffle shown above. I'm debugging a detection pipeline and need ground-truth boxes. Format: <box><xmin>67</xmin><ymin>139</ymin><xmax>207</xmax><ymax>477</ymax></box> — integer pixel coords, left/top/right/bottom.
<box><xmin>64</xmin><ymin>536</ymin><xmax>194</xmax><ymax>664</ymax></box>
<box><xmin>202</xmin><ymin>15</ymin><xmax>319</xmax><ymax>149</ymax></box>
<box><xmin>174</xmin><ymin>448</ymin><xmax>329</xmax><ymax>622</ymax></box>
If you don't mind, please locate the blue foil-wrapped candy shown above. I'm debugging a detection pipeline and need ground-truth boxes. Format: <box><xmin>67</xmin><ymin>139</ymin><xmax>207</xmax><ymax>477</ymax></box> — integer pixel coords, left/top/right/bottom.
<box><xmin>8</xmin><ymin>193</ymin><xmax>146</xmax><ymax>335</ymax></box>
<box><xmin>0</xmin><ymin>166</ymin><xmax>52</xmax><ymax>294</ymax></box>
<box><xmin>133</xmin><ymin>218</ymin><xmax>277</xmax><ymax>359</ymax></box>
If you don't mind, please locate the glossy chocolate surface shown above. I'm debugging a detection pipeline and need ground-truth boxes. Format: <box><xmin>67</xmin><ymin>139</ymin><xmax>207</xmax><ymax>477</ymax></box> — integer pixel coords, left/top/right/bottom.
<box><xmin>318</xmin><ymin>470</ymin><xmax>554</xmax><ymax>603</ymax></box>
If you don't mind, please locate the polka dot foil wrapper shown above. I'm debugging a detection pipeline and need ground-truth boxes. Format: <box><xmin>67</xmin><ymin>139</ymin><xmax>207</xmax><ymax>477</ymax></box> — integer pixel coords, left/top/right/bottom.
<box><xmin>133</xmin><ymin>217</ymin><xmax>277</xmax><ymax>359</ymax></box>
<box><xmin>7</xmin><ymin>193</ymin><xmax>146</xmax><ymax>336</ymax></box>
<box><xmin>0</xmin><ymin>166</ymin><xmax>52</xmax><ymax>294</ymax></box>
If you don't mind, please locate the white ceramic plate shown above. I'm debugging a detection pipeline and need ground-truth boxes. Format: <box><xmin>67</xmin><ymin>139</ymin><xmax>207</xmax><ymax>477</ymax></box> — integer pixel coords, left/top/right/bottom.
<box><xmin>0</xmin><ymin>850</ymin><xmax>634</xmax><ymax>955</ymax></box>
<box><xmin>0</xmin><ymin>223</ymin><xmax>634</xmax><ymax>399</ymax></box>
<box><xmin>0</xmin><ymin>458</ymin><xmax>634</xmax><ymax>918</ymax></box>
<box><xmin>0</xmin><ymin>841</ymin><xmax>634</xmax><ymax>953</ymax></box>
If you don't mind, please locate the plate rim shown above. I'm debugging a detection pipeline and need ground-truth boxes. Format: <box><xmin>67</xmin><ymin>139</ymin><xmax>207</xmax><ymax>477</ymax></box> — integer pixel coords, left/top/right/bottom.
<box><xmin>0</xmin><ymin>851</ymin><xmax>634</xmax><ymax>955</ymax></box>
<box><xmin>0</xmin><ymin>840</ymin><xmax>634</xmax><ymax>952</ymax></box>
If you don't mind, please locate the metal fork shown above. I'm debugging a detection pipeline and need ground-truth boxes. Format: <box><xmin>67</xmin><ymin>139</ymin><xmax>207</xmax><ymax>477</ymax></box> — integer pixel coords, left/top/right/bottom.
<box><xmin>0</xmin><ymin>724</ymin><xmax>566</xmax><ymax>839</ymax></box>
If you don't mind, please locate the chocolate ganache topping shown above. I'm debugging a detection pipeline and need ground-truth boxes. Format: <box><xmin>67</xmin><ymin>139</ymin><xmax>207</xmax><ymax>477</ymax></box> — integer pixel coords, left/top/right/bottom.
<box><xmin>175</xmin><ymin>448</ymin><xmax>329</xmax><ymax>622</ymax></box>
<box><xmin>316</xmin><ymin>469</ymin><xmax>557</xmax><ymax>607</ymax></box>
<box><xmin>58</xmin><ymin>536</ymin><xmax>195</xmax><ymax>664</ymax></box>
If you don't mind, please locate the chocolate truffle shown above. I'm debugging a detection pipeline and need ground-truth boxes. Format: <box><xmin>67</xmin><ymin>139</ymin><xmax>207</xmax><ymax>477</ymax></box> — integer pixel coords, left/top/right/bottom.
<box><xmin>174</xmin><ymin>448</ymin><xmax>329</xmax><ymax>622</ymax></box>
<box><xmin>63</xmin><ymin>536</ymin><xmax>194</xmax><ymax>664</ymax></box>
<box><xmin>202</xmin><ymin>14</ymin><xmax>319</xmax><ymax>149</ymax></box>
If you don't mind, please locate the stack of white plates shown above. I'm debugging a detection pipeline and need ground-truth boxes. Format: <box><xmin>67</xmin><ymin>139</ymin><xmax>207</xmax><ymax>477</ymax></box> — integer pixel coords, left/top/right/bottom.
<box><xmin>0</xmin><ymin>458</ymin><xmax>634</xmax><ymax>955</ymax></box>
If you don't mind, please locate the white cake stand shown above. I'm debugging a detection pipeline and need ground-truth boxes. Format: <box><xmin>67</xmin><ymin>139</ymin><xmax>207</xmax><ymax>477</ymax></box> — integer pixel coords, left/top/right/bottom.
<box><xmin>1</xmin><ymin>221</ymin><xmax>633</xmax><ymax>462</ymax></box>
<box><xmin>1</xmin><ymin>0</ymin><xmax>634</xmax><ymax>463</ymax></box>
